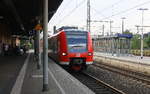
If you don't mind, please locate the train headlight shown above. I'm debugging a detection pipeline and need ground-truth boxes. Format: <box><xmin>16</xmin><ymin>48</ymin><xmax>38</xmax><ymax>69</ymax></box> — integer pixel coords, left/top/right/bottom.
<box><xmin>88</xmin><ymin>52</ymin><xmax>92</xmax><ymax>56</ymax></box>
<box><xmin>62</xmin><ymin>52</ymin><xmax>67</xmax><ymax>56</ymax></box>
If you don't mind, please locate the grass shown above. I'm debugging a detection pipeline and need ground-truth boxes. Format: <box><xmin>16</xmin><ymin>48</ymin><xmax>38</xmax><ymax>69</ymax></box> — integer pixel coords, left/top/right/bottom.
<box><xmin>131</xmin><ymin>50</ymin><xmax>150</xmax><ymax>56</ymax></box>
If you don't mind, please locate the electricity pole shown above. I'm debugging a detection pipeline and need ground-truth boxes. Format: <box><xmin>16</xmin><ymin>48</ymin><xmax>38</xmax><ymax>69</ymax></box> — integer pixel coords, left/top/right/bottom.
<box><xmin>91</xmin><ymin>20</ymin><xmax>113</xmax><ymax>36</ymax></box>
<box><xmin>138</xmin><ymin>8</ymin><xmax>148</xmax><ymax>59</ymax></box>
<box><xmin>87</xmin><ymin>0</ymin><xmax>91</xmax><ymax>32</ymax></box>
<box><xmin>121</xmin><ymin>17</ymin><xmax>126</xmax><ymax>34</ymax></box>
<box><xmin>102</xmin><ymin>24</ymin><xmax>105</xmax><ymax>36</ymax></box>
<box><xmin>109</xmin><ymin>20</ymin><xmax>113</xmax><ymax>35</ymax></box>
<box><xmin>135</xmin><ymin>25</ymin><xmax>140</xmax><ymax>34</ymax></box>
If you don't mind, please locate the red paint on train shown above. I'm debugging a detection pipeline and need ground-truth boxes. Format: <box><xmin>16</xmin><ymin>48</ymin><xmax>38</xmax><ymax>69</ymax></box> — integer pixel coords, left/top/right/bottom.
<box><xmin>48</xmin><ymin>29</ymin><xmax>93</xmax><ymax>71</ymax></box>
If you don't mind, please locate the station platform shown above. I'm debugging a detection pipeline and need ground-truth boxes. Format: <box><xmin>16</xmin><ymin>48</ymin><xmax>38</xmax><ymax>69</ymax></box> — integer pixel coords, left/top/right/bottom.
<box><xmin>6</xmin><ymin>50</ymin><xmax>94</xmax><ymax>94</ymax></box>
<box><xmin>0</xmin><ymin>54</ymin><xmax>27</xmax><ymax>94</ymax></box>
<box><xmin>94</xmin><ymin>52</ymin><xmax>150</xmax><ymax>75</ymax></box>
<box><xmin>94</xmin><ymin>52</ymin><xmax>150</xmax><ymax>65</ymax></box>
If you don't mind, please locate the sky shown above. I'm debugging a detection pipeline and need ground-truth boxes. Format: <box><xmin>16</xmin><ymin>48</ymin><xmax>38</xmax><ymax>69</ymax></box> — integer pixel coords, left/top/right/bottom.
<box><xmin>48</xmin><ymin>0</ymin><xmax>150</xmax><ymax>35</ymax></box>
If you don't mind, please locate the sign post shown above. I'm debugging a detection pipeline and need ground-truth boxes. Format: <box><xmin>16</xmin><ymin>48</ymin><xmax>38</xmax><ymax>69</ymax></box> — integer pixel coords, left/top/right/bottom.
<box><xmin>35</xmin><ymin>24</ymin><xmax>42</xmax><ymax>69</ymax></box>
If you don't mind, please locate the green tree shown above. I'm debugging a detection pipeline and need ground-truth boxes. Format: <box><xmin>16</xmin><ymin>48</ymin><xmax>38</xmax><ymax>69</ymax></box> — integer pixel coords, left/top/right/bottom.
<box><xmin>123</xmin><ymin>29</ymin><xmax>133</xmax><ymax>35</ymax></box>
<box><xmin>131</xmin><ymin>34</ymin><xmax>141</xmax><ymax>49</ymax></box>
<box><xmin>146</xmin><ymin>36</ymin><xmax>150</xmax><ymax>48</ymax></box>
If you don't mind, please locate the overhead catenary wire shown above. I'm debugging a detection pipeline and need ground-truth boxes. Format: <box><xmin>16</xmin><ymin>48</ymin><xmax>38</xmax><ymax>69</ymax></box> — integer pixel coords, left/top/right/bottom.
<box><xmin>49</xmin><ymin>0</ymin><xmax>76</xmax><ymax>24</ymax></box>
<box><xmin>49</xmin><ymin>0</ymin><xmax>150</xmax><ymax>34</ymax></box>
<box><xmin>91</xmin><ymin>6</ymin><xmax>107</xmax><ymax>19</ymax></box>
<box><xmin>98</xmin><ymin>0</ymin><xmax>124</xmax><ymax>13</ymax></box>
<box><xmin>55</xmin><ymin>0</ymin><xmax>86</xmax><ymax>26</ymax></box>
<box><xmin>60</xmin><ymin>0</ymin><xmax>76</xmax><ymax>13</ymax></box>
<box><xmin>101</xmin><ymin>0</ymin><xmax>150</xmax><ymax>20</ymax></box>
<box><xmin>90</xmin><ymin>0</ymin><xmax>125</xmax><ymax>20</ymax></box>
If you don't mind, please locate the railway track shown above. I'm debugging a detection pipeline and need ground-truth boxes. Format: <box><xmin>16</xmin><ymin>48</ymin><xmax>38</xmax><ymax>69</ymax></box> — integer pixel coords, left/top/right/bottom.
<box><xmin>70</xmin><ymin>71</ymin><xmax>125</xmax><ymax>94</ymax></box>
<box><xmin>93</xmin><ymin>62</ymin><xmax>150</xmax><ymax>85</ymax></box>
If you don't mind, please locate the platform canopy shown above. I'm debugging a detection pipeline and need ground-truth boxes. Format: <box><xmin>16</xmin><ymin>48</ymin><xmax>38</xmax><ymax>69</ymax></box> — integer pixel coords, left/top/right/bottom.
<box><xmin>0</xmin><ymin>0</ymin><xmax>63</xmax><ymax>36</ymax></box>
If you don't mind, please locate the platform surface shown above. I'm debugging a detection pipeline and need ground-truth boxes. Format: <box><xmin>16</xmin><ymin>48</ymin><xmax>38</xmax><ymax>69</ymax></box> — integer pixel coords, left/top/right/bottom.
<box><xmin>94</xmin><ymin>52</ymin><xmax>150</xmax><ymax>65</ymax></box>
<box><xmin>94</xmin><ymin>52</ymin><xmax>150</xmax><ymax>75</ymax></box>
<box><xmin>9</xmin><ymin>50</ymin><xmax>95</xmax><ymax>94</ymax></box>
<box><xmin>0</xmin><ymin>54</ymin><xmax>27</xmax><ymax>94</ymax></box>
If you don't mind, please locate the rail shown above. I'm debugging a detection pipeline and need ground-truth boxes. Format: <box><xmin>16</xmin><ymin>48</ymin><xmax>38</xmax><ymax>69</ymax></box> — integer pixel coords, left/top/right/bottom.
<box><xmin>70</xmin><ymin>71</ymin><xmax>125</xmax><ymax>94</ymax></box>
<box><xmin>93</xmin><ymin>63</ymin><xmax>150</xmax><ymax>85</ymax></box>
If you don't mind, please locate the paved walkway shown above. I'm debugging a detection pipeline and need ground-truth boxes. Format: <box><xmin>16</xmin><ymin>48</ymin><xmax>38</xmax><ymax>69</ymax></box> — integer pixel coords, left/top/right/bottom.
<box><xmin>10</xmin><ymin>51</ymin><xmax>94</xmax><ymax>94</ymax></box>
<box><xmin>94</xmin><ymin>52</ymin><xmax>150</xmax><ymax>65</ymax></box>
<box><xmin>0</xmin><ymin>54</ymin><xmax>27</xmax><ymax>94</ymax></box>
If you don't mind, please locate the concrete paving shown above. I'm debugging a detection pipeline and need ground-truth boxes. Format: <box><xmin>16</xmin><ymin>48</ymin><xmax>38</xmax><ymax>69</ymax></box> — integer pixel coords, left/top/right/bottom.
<box><xmin>0</xmin><ymin>55</ymin><xmax>27</xmax><ymax>94</ymax></box>
<box><xmin>94</xmin><ymin>52</ymin><xmax>150</xmax><ymax>65</ymax></box>
<box><xmin>9</xmin><ymin>51</ymin><xmax>95</xmax><ymax>94</ymax></box>
<box><xmin>2</xmin><ymin>50</ymin><xmax>149</xmax><ymax>94</ymax></box>
<box><xmin>94</xmin><ymin>52</ymin><xmax>150</xmax><ymax>75</ymax></box>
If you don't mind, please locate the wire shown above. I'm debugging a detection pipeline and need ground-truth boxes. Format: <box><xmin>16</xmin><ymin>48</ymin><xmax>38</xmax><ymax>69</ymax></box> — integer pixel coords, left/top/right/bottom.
<box><xmin>91</xmin><ymin>6</ymin><xmax>109</xmax><ymax>19</ymax></box>
<box><xmin>55</xmin><ymin>0</ymin><xmax>86</xmax><ymax>26</ymax></box>
<box><xmin>101</xmin><ymin>0</ymin><xmax>150</xmax><ymax>20</ymax></box>
<box><xmin>49</xmin><ymin>0</ymin><xmax>75</xmax><ymax>22</ymax></box>
<box><xmin>49</xmin><ymin>0</ymin><xmax>77</xmax><ymax>27</ymax></box>
<box><xmin>90</xmin><ymin>0</ymin><xmax>126</xmax><ymax>20</ymax></box>
<box><xmin>60</xmin><ymin>0</ymin><xmax>76</xmax><ymax>13</ymax></box>
<box><xmin>101</xmin><ymin>0</ymin><xmax>124</xmax><ymax>12</ymax></box>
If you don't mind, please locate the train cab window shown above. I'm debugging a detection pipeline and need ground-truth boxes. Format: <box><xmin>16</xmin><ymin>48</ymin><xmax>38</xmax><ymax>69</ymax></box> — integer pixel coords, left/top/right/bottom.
<box><xmin>66</xmin><ymin>32</ymin><xmax>87</xmax><ymax>53</ymax></box>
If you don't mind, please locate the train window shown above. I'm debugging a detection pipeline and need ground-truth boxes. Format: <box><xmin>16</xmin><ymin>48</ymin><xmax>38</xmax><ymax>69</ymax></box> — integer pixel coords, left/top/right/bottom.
<box><xmin>66</xmin><ymin>33</ymin><xmax>87</xmax><ymax>53</ymax></box>
<box><xmin>53</xmin><ymin>37</ymin><xmax>58</xmax><ymax>53</ymax></box>
<box><xmin>48</xmin><ymin>37</ymin><xmax>58</xmax><ymax>53</ymax></box>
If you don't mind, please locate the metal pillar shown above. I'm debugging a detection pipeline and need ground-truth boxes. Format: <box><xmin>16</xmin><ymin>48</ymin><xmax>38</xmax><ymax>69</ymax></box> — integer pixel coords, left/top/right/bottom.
<box><xmin>114</xmin><ymin>38</ymin><xmax>117</xmax><ymax>55</ymax></box>
<box><xmin>106</xmin><ymin>39</ymin><xmax>107</xmax><ymax>53</ymax></box>
<box><xmin>120</xmin><ymin>39</ymin><xmax>122</xmax><ymax>55</ymax></box>
<box><xmin>141</xmin><ymin>12</ymin><xmax>144</xmax><ymax>59</ymax></box>
<box><xmin>121</xmin><ymin>17</ymin><xmax>126</xmax><ymax>34</ymax></box>
<box><xmin>106</xmin><ymin>38</ymin><xmax>109</xmax><ymax>54</ymax></box>
<box><xmin>109</xmin><ymin>21</ymin><xmax>113</xmax><ymax>35</ymax></box>
<box><xmin>34</xmin><ymin>35</ymin><xmax>37</xmax><ymax>56</ymax></box>
<box><xmin>36</xmin><ymin>30</ymin><xmax>41</xmax><ymax>69</ymax></box>
<box><xmin>102</xmin><ymin>24</ymin><xmax>104</xmax><ymax>36</ymax></box>
<box><xmin>43</xmin><ymin>0</ymin><xmax>49</xmax><ymax>91</ymax></box>
<box><xmin>129</xmin><ymin>38</ymin><xmax>131</xmax><ymax>55</ymax></box>
<box><xmin>138</xmin><ymin>8</ymin><xmax>148</xmax><ymax>59</ymax></box>
<box><xmin>87</xmin><ymin>0</ymin><xmax>91</xmax><ymax>32</ymax></box>
<box><xmin>111</xmin><ymin>38</ymin><xmax>114</xmax><ymax>56</ymax></box>
<box><xmin>109</xmin><ymin>38</ymin><xmax>111</xmax><ymax>53</ymax></box>
<box><xmin>117</xmin><ymin>38</ymin><xmax>120</xmax><ymax>56</ymax></box>
<box><xmin>127</xmin><ymin>38</ymin><xmax>130</xmax><ymax>55</ymax></box>
<box><xmin>123</xmin><ymin>39</ymin><xmax>126</xmax><ymax>55</ymax></box>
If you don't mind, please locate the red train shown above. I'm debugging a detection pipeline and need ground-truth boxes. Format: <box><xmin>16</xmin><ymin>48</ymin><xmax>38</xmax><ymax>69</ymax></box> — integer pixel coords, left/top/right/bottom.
<box><xmin>48</xmin><ymin>28</ymin><xmax>93</xmax><ymax>71</ymax></box>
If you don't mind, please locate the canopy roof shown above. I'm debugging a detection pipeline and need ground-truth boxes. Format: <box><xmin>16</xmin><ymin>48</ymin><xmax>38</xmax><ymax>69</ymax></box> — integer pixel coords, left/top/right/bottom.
<box><xmin>0</xmin><ymin>0</ymin><xmax>63</xmax><ymax>36</ymax></box>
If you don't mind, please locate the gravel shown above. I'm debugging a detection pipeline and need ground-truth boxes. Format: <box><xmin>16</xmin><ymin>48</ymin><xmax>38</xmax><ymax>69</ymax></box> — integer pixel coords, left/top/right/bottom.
<box><xmin>85</xmin><ymin>65</ymin><xmax>150</xmax><ymax>94</ymax></box>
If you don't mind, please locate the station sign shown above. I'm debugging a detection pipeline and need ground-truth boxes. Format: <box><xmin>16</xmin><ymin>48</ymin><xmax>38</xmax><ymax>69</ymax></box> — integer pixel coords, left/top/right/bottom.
<box><xmin>115</xmin><ymin>33</ymin><xmax>133</xmax><ymax>38</ymax></box>
<box><xmin>35</xmin><ymin>24</ymin><xmax>42</xmax><ymax>31</ymax></box>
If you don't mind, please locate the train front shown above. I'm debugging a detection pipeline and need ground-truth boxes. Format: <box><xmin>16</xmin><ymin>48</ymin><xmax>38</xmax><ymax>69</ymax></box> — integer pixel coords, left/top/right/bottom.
<box><xmin>60</xmin><ymin>30</ymin><xmax>93</xmax><ymax>71</ymax></box>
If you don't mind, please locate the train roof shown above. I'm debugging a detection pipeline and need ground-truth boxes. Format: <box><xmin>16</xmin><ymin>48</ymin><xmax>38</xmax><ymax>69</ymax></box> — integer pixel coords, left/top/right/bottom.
<box><xmin>58</xmin><ymin>26</ymin><xmax>78</xmax><ymax>30</ymax></box>
<box><xmin>49</xmin><ymin>29</ymin><xmax>88</xmax><ymax>39</ymax></box>
<box><xmin>63</xmin><ymin>29</ymin><xmax>87</xmax><ymax>32</ymax></box>
<box><xmin>57</xmin><ymin>26</ymin><xmax>87</xmax><ymax>32</ymax></box>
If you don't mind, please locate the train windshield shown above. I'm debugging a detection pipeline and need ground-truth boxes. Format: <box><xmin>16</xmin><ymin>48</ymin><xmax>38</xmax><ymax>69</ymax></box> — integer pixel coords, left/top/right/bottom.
<box><xmin>66</xmin><ymin>32</ymin><xmax>87</xmax><ymax>53</ymax></box>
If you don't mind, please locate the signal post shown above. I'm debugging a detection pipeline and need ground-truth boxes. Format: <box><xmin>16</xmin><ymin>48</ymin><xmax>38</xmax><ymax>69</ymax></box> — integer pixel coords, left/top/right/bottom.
<box><xmin>35</xmin><ymin>24</ymin><xmax>42</xmax><ymax>69</ymax></box>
